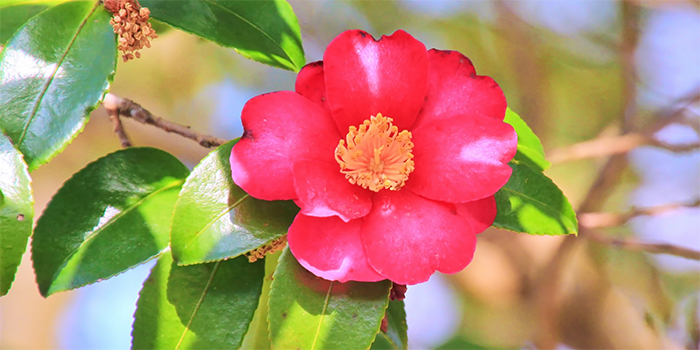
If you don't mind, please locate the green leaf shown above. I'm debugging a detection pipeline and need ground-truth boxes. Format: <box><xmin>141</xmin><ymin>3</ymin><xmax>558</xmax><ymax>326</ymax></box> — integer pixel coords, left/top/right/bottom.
<box><xmin>269</xmin><ymin>247</ymin><xmax>392</xmax><ymax>350</ymax></box>
<box><xmin>493</xmin><ymin>160</ymin><xmax>578</xmax><ymax>236</ymax></box>
<box><xmin>0</xmin><ymin>133</ymin><xmax>34</xmax><ymax>296</ymax></box>
<box><xmin>503</xmin><ymin>108</ymin><xmax>551</xmax><ymax>171</ymax></box>
<box><xmin>240</xmin><ymin>249</ymin><xmax>280</xmax><ymax>350</ymax></box>
<box><xmin>31</xmin><ymin>148</ymin><xmax>189</xmax><ymax>297</ymax></box>
<box><xmin>0</xmin><ymin>0</ymin><xmax>66</xmax><ymax>44</ymax></box>
<box><xmin>171</xmin><ymin>139</ymin><xmax>298</xmax><ymax>266</ymax></box>
<box><xmin>0</xmin><ymin>0</ymin><xmax>117</xmax><ymax>171</ymax></box>
<box><xmin>140</xmin><ymin>0</ymin><xmax>305</xmax><ymax>72</ymax></box>
<box><xmin>132</xmin><ymin>251</ymin><xmax>264</xmax><ymax>349</ymax></box>
<box><xmin>384</xmin><ymin>300</ymin><xmax>408</xmax><ymax>350</ymax></box>
<box><xmin>370</xmin><ymin>333</ymin><xmax>397</xmax><ymax>350</ymax></box>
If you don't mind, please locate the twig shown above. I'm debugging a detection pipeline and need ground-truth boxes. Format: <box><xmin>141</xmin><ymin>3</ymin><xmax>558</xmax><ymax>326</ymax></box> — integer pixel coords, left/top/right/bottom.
<box><xmin>548</xmin><ymin>133</ymin><xmax>700</xmax><ymax>163</ymax></box>
<box><xmin>103</xmin><ymin>93</ymin><xmax>132</xmax><ymax>147</ymax></box>
<box><xmin>579</xmin><ymin>199</ymin><xmax>700</xmax><ymax>229</ymax></box>
<box><xmin>548</xmin><ymin>90</ymin><xmax>700</xmax><ymax>164</ymax></box>
<box><xmin>587</xmin><ymin>231</ymin><xmax>700</xmax><ymax>261</ymax></box>
<box><xmin>105</xmin><ymin>93</ymin><xmax>227</xmax><ymax>148</ymax></box>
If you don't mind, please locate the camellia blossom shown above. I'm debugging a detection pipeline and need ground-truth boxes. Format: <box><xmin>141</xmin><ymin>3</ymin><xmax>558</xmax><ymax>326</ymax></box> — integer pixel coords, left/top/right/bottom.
<box><xmin>230</xmin><ymin>30</ymin><xmax>517</xmax><ymax>285</ymax></box>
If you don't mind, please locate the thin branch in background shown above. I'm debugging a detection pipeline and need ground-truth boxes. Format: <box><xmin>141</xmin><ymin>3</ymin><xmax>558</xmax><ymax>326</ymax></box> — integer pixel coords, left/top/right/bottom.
<box><xmin>105</xmin><ymin>93</ymin><xmax>228</xmax><ymax>148</ymax></box>
<box><xmin>578</xmin><ymin>198</ymin><xmax>700</xmax><ymax>229</ymax></box>
<box><xmin>548</xmin><ymin>133</ymin><xmax>700</xmax><ymax>163</ymax></box>
<box><xmin>102</xmin><ymin>94</ymin><xmax>132</xmax><ymax>148</ymax></box>
<box><xmin>587</xmin><ymin>231</ymin><xmax>700</xmax><ymax>261</ymax></box>
<box><xmin>548</xmin><ymin>90</ymin><xmax>700</xmax><ymax>164</ymax></box>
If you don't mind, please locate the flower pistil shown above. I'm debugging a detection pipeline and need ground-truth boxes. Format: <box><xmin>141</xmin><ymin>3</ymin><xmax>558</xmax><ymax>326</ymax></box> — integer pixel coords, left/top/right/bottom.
<box><xmin>335</xmin><ymin>113</ymin><xmax>414</xmax><ymax>192</ymax></box>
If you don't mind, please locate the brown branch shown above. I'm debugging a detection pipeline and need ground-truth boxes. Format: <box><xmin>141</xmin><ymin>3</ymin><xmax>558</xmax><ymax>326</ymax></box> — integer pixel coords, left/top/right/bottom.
<box><xmin>103</xmin><ymin>93</ymin><xmax>132</xmax><ymax>147</ymax></box>
<box><xmin>579</xmin><ymin>199</ymin><xmax>700</xmax><ymax>229</ymax></box>
<box><xmin>548</xmin><ymin>133</ymin><xmax>700</xmax><ymax>163</ymax></box>
<box><xmin>587</xmin><ymin>231</ymin><xmax>700</xmax><ymax>261</ymax></box>
<box><xmin>105</xmin><ymin>93</ymin><xmax>227</xmax><ymax>148</ymax></box>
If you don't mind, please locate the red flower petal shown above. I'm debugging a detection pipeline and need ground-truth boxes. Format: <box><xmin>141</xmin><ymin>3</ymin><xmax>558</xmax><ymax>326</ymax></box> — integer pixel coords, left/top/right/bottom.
<box><xmin>455</xmin><ymin>195</ymin><xmax>497</xmax><ymax>234</ymax></box>
<box><xmin>412</xmin><ymin>50</ymin><xmax>507</xmax><ymax>130</ymax></box>
<box><xmin>292</xmin><ymin>159</ymin><xmax>372</xmax><ymax>222</ymax></box>
<box><xmin>362</xmin><ymin>190</ymin><xmax>476</xmax><ymax>285</ymax></box>
<box><xmin>230</xmin><ymin>91</ymin><xmax>340</xmax><ymax>200</ymax></box>
<box><xmin>288</xmin><ymin>214</ymin><xmax>386</xmax><ymax>282</ymax></box>
<box><xmin>407</xmin><ymin>115</ymin><xmax>517</xmax><ymax>203</ymax></box>
<box><xmin>295</xmin><ymin>61</ymin><xmax>329</xmax><ymax>111</ymax></box>
<box><xmin>323</xmin><ymin>30</ymin><xmax>429</xmax><ymax>131</ymax></box>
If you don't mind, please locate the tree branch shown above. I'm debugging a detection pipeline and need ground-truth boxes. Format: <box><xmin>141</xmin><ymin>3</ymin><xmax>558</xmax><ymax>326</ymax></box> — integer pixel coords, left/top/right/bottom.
<box><xmin>587</xmin><ymin>231</ymin><xmax>700</xmax><ymax>261</ymax></box>
<box><xmin>103</xmin><ymin>93</ymin><xmax>132</xmax><ymax>147</ymax></box>
<box><xmin>548</xmin><ymin>90</ymin><xmax>700</xmax><ymax>164</ymax></box>
<box><xmin>104</xmin><ymin>93</ymin><xmax>228</xmax><ymax>148</ymax></box>
<box><xmin>578</xmin><ymin>198</ymin><xmax>700</xmax><ymax>229</ymax></box>
<box><xmin>548</xmin><ymin>133</ymin><xmax>700</xmax><ymax>163</ymax></box>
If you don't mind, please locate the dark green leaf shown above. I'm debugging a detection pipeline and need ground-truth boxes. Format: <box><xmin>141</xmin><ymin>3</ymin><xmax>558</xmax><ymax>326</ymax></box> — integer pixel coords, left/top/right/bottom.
<box><xmin>31</xmin><ymin>148</ymin><xmax>189</xmax><ymax>296</ymax></box>
<box><xmin>0</xmin><ymin>0</ymin><xmax>117</xmax><ymax>171</ymax></box>
<box><xmin>371</xmin><ymin>333</ymin><xmax>397</xmax><ymax>350</ymax></box>
<box><xmin>0</xmin><ymin>0</ymin><xmax>65</xmax><ymax>44</ymax></box>
<box><xmin>503</xmin><ymin>108</ymin><xmax>550</xmax><ymax>171</ymax></box>
<box><xmin>493</xmin><ymin>160</ymin><xmax>578</xmax><ymax>235</ymax></box>
<box><xmin>384</xmin><ymin>300</ymin><xmax>408</xmax><ymax>350</ymax></box>
<box><xmin>171</xmin><ymin>139</ymin><xmax>298</xmax><ymax>266</ymax></box>
<box><xmin>0</xmin><ymin>133</ymin><xmax>33</xmax><ymax>295</ymax></box>
<box><xmin>132</xmin><ymin>251</ymin><xmax>264</xmax><ymax>349</ymax></box>
<box><xmin>140</xmin><ymin>0</ymin><xmax>305</xmax><ymax>71</ymax></box>
<box><xmin>269</xmin><ymin>247</ymin><xmax>391</xmax><ymax>350</ymax></box>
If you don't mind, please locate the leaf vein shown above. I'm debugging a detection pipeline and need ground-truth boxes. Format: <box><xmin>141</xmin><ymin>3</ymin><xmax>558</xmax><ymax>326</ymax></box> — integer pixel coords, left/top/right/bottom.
<box><xmin>16</xmin><ymin>0</ymin><xmax>100</xmax><ymax>147</ymax></box>
<box><xmin>201</xmin><ymin>0</ymin><xmax>294</xmax><ymax>65</ymax></box>
<box><xmin>50</xmin><ymin>181</ymin><xmax>183</xmax><ymax>284</ymax></box>
<box><xmin>175</xmin><ymin>260</ymin><xmax>221</xmax><ymax>350</ymax></box>
<box><xmin>181</xmin><ymin>193</ymin><xmax>250</xmax><ymax>250</ymax></box>
<box><xmin>311</xmin><ymin>281</ymin><xmax>334</xmax><ymax>350</ymax></box>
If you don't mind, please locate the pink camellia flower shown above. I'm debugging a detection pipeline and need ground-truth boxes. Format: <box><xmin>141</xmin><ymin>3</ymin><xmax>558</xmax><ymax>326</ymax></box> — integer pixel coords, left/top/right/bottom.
<box><xmin>230</xmin><ymin>30</ymin><xmax>517</xmax><ymax>285</ymax></box>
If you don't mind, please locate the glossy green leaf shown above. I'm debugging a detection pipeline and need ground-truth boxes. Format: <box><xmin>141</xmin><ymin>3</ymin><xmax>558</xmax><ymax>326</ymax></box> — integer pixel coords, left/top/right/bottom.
<box><xmin>140</xmin><ymin>0</ymin><xmax>305</xmax><ymax>71</ymax></box>
<box><xmin>0</xmin><ymin>0</ymin><xmax>66</xmax><ymax>44</ymax></box>
<box><xmin>384</xmin><ymin>300</ymin><xmax>408</xmax><ymax>350</ymax></box>
<box><xmin>0</xmin><ymin>0</ymin><xmax>117</xmax><ymax>171</ymax></box>
<box><xmin>493</xmin><ymin>160</ymin><xmax>578</xmax><ymax>236</ymax></box>
<box><xmin>171</xmin><ymin>139</ymin><xmax>298</xmax><ymax>266</ymax></box>
<box><xmin>0</xmin><ymin>133</ymin><xmax>34</xmax><ymax>296</ymax></box>
<box><xmin>132</xmin><ymin>251</ymin><xmax>264</xmax><ymax>349</ymax></box>
<box><xmin>269</xmin><ymin>247</ymin><xmax>392</xmax><ymax>350</ymax></box>
<box><xmin>31</xmin><ymin>148</ymin><xmax>189</xmax><ymax>297</ymax></box>
<box><xmin>504</xmin><ymin>108</ymin><xmax>551</xmax><ymax>171</ymax></box>
<box><xmin>370</xmin><ymin>333</ymin><xmax>397</xmax><ymax>350</ymax></box>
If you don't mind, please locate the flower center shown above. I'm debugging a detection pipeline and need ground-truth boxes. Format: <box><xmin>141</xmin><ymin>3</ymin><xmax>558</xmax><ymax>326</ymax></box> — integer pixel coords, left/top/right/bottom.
<box><xmin>334</xmin><ymin>113</ymin><xmax>415</xmax><ymax>192</ymax></box>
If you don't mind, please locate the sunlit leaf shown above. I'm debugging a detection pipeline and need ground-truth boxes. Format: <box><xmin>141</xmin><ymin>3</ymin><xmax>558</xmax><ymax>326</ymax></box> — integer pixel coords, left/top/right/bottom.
<box><xmin>171</xmin><ymin>139</ymin><xmax>298</xmax><ymax>266</ymax></box>
<box><xmin>493</xmin><ymin>160</ymin><xmax>577</xmax><ymax>235</ymax></box>
<box><xmin>132</xmin><ymin>251</ymin><xmax>264</xmax><ymax>349</ymax></box>
<box><xmin>0</xmin><ymin>133</ymin><xmax>33</xmax><ymax>295</ymax></box>
<box><xmin>140</xmin><ymin>0</ymin><xmax>305</xmax><ymax>71</ymax></box>
<box><xmin>32</xmin><ymin>148</ymin><xmax>188</xmax><ymax>296</ymax></box>
<box><xmin>269</xmin><ymin>247</ymin><xmax>391</xmax><ymax>350</ymax></box>
<box><xmin>0</xmin><ymin>0</ymin><xmax>66</xmax><ymax>44</ymax></box>
<box><xmin>0</xmin><ymin>0</ymin><xmax>117</xmax><ymax>171</ymax></box>
<box><xmin>504</xmin><ymin>108</ymin><xmax>551</xmax><ymax>171</ymax></box>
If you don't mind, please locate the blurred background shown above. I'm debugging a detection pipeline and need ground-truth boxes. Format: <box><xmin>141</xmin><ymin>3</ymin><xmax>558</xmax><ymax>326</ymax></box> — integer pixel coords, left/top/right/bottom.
<box><xmin>1</xmin><ymin>0</ymin><xmax>699</xmax><ymax>349</ymax></box>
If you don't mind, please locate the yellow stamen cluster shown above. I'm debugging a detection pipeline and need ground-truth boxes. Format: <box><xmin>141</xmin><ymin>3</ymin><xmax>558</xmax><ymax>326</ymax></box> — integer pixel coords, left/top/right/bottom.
<box><xmin>335</xmin><ymin>113</ymin><xmax>415</xmax><ymax>192</ymax></box>
<box><xmin>108</xmin><ymin>0</ymin><xmax>157</xmax><ymax>62</ymax></box>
